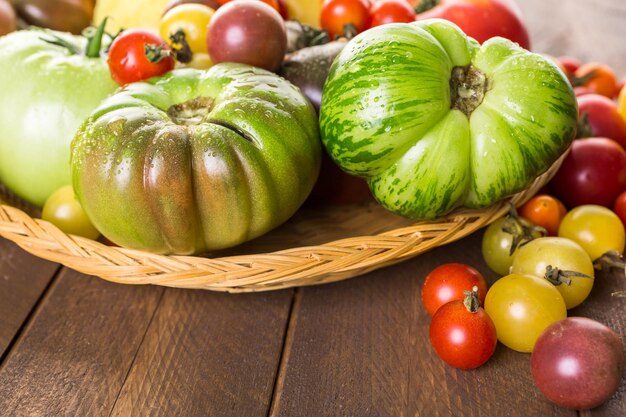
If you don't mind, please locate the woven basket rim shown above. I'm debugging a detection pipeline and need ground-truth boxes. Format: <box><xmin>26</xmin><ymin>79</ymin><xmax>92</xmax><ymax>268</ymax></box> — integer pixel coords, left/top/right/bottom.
<box><xmin>0</xmin><ymin>155</ymin><xmax>564</xmax><ymax>293</ymax></box>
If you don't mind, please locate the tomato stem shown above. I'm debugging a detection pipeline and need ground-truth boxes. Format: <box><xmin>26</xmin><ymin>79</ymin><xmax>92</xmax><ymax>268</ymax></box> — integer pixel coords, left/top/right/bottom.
<box><xmin>414</xmin><ymin>0</ymin><xmax>440</xmax><ymax>14</ymax></box>
<box><xmin>144</xmin><ymin>43</ymin><xmax>172</xmax><ymax>64</ymax></box>
<box><xmin>463</xmin><ymin>286</ymin><xmax>481</xmax><ymax>313</ymax></box>
<box><xmin>84</xmin><ymin>17</ymin><xmax>109</xmax><ymax>58</ymax></box>
<box><xmin>570</xmin><ymin>70</ymin><xmax>597</xmax><ymax>87</ymax></box>
<box><xmin>576</xmin><ymin>112</ymin><xmax>594</xmax><ymax>138</ymax></box>
<box><xmin>169</xmin><ymin>29</ymin><xmax>193</xmax><ymax>64</ymax></box>
<box><xmin>593</xmin><ymin>250</ymin><xmax>625</xmax><ymax>271</ymax></box>
<box><xmin>501</xmin><ymin>204</ymin><xmax>547</xmax><ymax>256</ymax></box>
<box><xmin>544</xmin><ymin>265</ymin><xmax>592</xmax><ymax>286</ymax></box>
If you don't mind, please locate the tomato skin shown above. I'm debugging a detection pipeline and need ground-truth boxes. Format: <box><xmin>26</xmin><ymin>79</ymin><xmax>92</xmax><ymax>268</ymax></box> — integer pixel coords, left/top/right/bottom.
<box><xmin>531</xmin><ymin>317</ymin><xmax>625</xmax><ymax>410</ymax></box>
<box><xmin>369</xmin><ymin>0</ymin><xmax>416</xmax><ymax>28</ymax></box>
<box><xmin>429</xmin><ymin>299</ymin><xmax>497</xmax><ymax>369</ymax></box>
<box><xmin>613</xmin><ymin>190</ymin><xmax>626</xmax><ymax>229</ymax></box>
<box><xmin>510</xmin><ymin>237</ymin><xmax>594</xmax><ymax>310</ymax></box>
<box><xmin>415</xmin><ymin>0</ymin><xmax>530</xmax><ymax>49</ymax></box>
<box><xmin>618</xmin><ymin>84</ymin><xmax>626</xmax><ymax>120</ymax></box>
<box><xmin>107</xmin><ymin>30</ymin><xmax>175</xmax><ymax>85</ymax></box>
<box><xmin>421</xmin><ymin>263</ymin><xmax>488</xmax><ymax>316</ymax></box>
<box><xmin>217</xmin><ymin>0</ymin><xmax>280</xmax><ymax>12</ymax></box>
<box><xmin>518</xmin><ymin>194</ymin><xmax>566</xmax><ymax>236</ymax></box>
<box><xmin>320</xmin><ymin>0</ymin><xmax>372</xmax><ymax>39</ymax></box>
<box><xmin>573</xmin><ymin>62</ymin><xmax>619</xmax><ymax>99</ymax></box>
<box><xmin>549</xmin><ymin>137</ymin><xmax>626</xmax><ymax>209</ymax></box>
<box><xmin>558</xmin><ymin>205</ymin><xmax>625</xmax><ymax>261</ymax></box>
<box><xmin>484</xmin><ymin>273</ymin><xmax>566</xmax><ymax>353</ymax></box>
<box><xmin>577</xmin><ymin>94</ymin><xmax>626</xmax><ymax>149</ymax></box>
<box><xmin>206</xmin><ymin>0</ymin><xmax>287</xmax><ymax>72</ymax></box>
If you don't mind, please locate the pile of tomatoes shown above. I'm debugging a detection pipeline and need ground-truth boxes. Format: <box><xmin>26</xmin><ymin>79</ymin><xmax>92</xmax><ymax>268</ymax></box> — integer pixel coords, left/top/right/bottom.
<box><xmin>422</xmin><ymin>56</ymin><xmax>626</xmax><ymax>410</ymax></box>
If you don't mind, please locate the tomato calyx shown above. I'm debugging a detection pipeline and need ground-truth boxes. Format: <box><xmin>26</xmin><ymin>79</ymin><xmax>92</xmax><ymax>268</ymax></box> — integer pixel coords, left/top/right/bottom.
<box><xmin>576</xmin><ymin>112</ymin><xmax>594</xmax><ymax>138</ymax></box>
<box><xmin>414</xmin><ymin>0</ymin><xmax>440</xmax><ymax>14</ymax></box>
<box><xmin>570</xmin><ymin>70</ymin><xmax>598</xmax><ymax>88</ymax></box>
<box><xmin>168</xmin><ymin>29</ymin><xmax>193</xmax><ymax>64</ymax></box>
<box><xmin>39</xmin><ymin>17</ymin><xmax>112</xmax><ymax>58</ymax></box>
<box><xmin>463</xmin><ymin>286</ymin><xmax>481</xmax><ymax>313</ymax></box>
<box><xmin>544</xmin><ymin>265</ymin><xmax>593</xmax><ymax>286</ymax></box>
<box><xmin>500</xmin><ymin>205</ymin><xmax>547</xmax><ymax>256</ymax></box>
<box><xmin>144</xmin><ymin>42</ymin><xmax>174</xmax><ymax>64</ymax></box>
<box><xmin>450</xmin><ymin>65</ymin><xmax>489</xmax><ymax>117</ymax></box>
<box><xmin>289</xmin><ymin>21</ymin><xmax>331</xmax><ymax>49</ymax></box>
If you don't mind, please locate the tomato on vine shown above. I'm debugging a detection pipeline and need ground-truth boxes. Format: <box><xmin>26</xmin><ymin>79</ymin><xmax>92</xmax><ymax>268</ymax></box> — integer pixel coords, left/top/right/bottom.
<box><xmin>107</xmin><ymin>29</ymin><xmax>175</xmax><ymax>85</ymax></box>
<box><xmin>320</xmin><ymin>0</ymin><xmax>372</xmax><ymax>39</ymax></box>
<box><xmin>421</xmin><ymin>263</ymin><xmax>488</xmax><ymax>316</ymax></box>
<box><xmin>429</xmin><ymin>286</ymin><xmax>497</xmax><ymax>369</ymax></box>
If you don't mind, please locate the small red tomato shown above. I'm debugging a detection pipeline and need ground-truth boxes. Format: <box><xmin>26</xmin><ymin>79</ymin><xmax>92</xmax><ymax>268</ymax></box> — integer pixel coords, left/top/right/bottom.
<box><xmin>518</xmin><ymin>194</ymin><xmax>567</xmax><ymax>236</ymax></box>
<box><xmin>613</xmin><ymin>190</ymin><xmax>626</xmax><ymax>229</ymax></box>
<box><xmin>369</xmin><ymin>0</ymin><xmax>416</xmax><ymax>28</ymax></box>
<box><xmin>320</xmin><ymin>0</ymin><xmax>372</xmax><ymax>40</ymax></box>
<box><xmin>549</xmin><ymin>137</ymin><xmax>626</xmax><ymax>208</ymax></box>
<box><xmin>421</xmin><ymin>263</ymin><xmax>488</xmax><ymax>316</ymax></box>
<box><xmin>573</xmin><ymin>62</ymin><xmax>619</xmax><ymax>99</ymax></box>
<box><xmin>107</xmin><ymin>29</ymin><xmax>175</xmax><ymax>85</ymax></box>
<box><xmin>577</xmin><ymin>93</ymin><xmax>626</xmax><ymax>149</ymax></box>
<box><xmin>429</xmin><ymin>287</ymin><xmax>497</xmax><ymax>369</ymax></box>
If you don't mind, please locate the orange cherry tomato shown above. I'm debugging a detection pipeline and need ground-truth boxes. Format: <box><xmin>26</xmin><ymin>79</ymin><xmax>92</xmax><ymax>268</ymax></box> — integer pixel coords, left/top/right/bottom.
<box><xmin>518</xmin><ymin>194</ymin><xmax>567</xmax><ymax>236</ymax></box>
<box><xmin>573</xmin><ymin>63</ymin><xmax>619</xmax><ymax>99</ymax></box>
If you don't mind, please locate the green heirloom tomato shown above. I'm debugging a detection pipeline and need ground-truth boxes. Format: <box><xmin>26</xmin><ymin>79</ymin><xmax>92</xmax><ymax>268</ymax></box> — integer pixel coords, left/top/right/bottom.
<box><xmin>0</xmin><ymin>28</ymin><xmax>118</xmax><ymax>206</ymax></box>
<box><xmin>71</xmin><ymin>63</ymin><xmax>321</xmax><ymax>255</ymax></box>
<box><xmin>319</xmin><ymin>19</ymin><xmax>577</xmax><ymax>219</ymax></box>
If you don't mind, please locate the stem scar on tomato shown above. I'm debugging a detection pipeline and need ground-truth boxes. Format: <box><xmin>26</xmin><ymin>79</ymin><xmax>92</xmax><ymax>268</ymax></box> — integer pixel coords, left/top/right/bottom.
<box><xmin>450</xmin><ymin>65</ymin><xmax>491</xmax><ymax>117</ymax></box>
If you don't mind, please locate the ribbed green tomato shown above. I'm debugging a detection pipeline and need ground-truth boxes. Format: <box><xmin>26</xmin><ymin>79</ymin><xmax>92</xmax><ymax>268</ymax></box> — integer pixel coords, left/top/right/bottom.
<box><xmin>320</xmin><ymin>19</ymin><xmax>577</xmax><ymax>219</ymax></box>
<box><xmin>0</xmin><ymin>29</ymin><xmax>118</xmax><ymax>206</ymax></box>
<box><xmin>71</xmin><ymin>64</ymin><xmax>321</xmax><ymax>255</ymax></box>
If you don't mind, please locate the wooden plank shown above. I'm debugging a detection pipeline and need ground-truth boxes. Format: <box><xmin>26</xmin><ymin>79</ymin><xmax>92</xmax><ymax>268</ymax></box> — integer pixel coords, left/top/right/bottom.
<box><xmin>0</xmin><ymin>238</ymin><xmax>58</xmax><ymax>358</ymax></box>
<box><xmin>271</xmin><ymin>232</ymin><xmax>577</xmax><ymax>417</ymax></box>
<box><xmin>108</xmin><ymin>288</ymin><xmax>293</xmax><ymax>417</ymax></box>
<box><xmin>0</xmin><ymin>269</ymin><xmax>163</xmax><ymax>417</ymax></box>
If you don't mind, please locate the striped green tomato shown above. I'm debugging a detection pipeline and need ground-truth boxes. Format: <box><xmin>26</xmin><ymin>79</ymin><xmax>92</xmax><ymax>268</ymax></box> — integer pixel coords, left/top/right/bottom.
<box><xmin>320</xmin><ymin>19</ymin><xmax>577</xmax><ymax>219</ymax></box>
<box><xmin>71</xmin><ymin>63</ymin><xmax>321</xmax><ymax>255</ymax></box>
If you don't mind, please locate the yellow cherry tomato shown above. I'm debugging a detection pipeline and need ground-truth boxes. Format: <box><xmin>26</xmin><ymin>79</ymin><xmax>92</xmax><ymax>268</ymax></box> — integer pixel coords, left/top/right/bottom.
<box><xmin>484</xmin><ymin>273</ymin><xmax>567</xmax><ymax>353</ymax></box>
<box><xmin>42</xmin><ymin>185</ymin><xmax>100</xmax><ymax>240</ymax></box>
<box><xmin>558</xmin><ymin>205</ymin><xmax>625</xmax><ymax>261</ymax></box>
<box><xmin>160</xmin><ymin>3</ymin><xmax>215</xmax><ymax>54</ymax></box>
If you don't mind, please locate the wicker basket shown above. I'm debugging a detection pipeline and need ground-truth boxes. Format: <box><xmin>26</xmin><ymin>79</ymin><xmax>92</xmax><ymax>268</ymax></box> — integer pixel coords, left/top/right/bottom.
<box><xmin>0</xmin><ymin>157</ymin><xmax>563</xmax><ymax>293</ymax></box>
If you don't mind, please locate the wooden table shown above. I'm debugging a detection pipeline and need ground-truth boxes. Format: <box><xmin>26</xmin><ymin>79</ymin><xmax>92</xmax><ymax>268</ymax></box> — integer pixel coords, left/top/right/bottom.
<box><xmin>1</xmin><ymin>1</ymin><xmax>626</xmax><ymax>415</ymax></box>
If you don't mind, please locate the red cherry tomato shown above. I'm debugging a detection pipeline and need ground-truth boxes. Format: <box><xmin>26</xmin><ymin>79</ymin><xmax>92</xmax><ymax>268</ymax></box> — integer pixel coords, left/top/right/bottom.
<box><xmin>421</xmin><ymin>263</ymin><xmax>488</xmax><ymax>316</ymax></box>
<box><xmin>549</xmin><ymin>137</ymin><xmax>626</xmax><ymax>209</ymax></box>
<box><xmin>415</xmin><ymin>0</ymin><xmax>530</xmax><ymax>50</ymax></box>
<box><xmin>320</xmin><ymin>0</ymin><xmax>372</xmax><ymax>39</ymax></box>
<box><xmin>429</xmin><ymin>287</ymin><xmax>497</xmax><ymax>369</ymax></box>
<box><xmin>577</xmin><ymin>94</ymin><xmax>626</xmax><ymax>149</ymax></box>
<box><xmin>572</xmin><ymin>62</ymin><xmax>619</xmax><ymax>99</ymax></box>
<box><xmin>107</xmin><ymin>29</ymin><xmax>175</xmax><ymax>85</ymax></box>
<box><xmin>518</xmin><ymin>194</ymin><xmax>567</xmax><ymax>236</ymax></box>
<box><xmin>369</xmin><ymin>0</ymin><xmax>416</xmax><ymax>28</ymax></box>
<box><xmin>613</xmin><ymin>190</ymin><xmax>626</xmax><ymax>229</ymax></box>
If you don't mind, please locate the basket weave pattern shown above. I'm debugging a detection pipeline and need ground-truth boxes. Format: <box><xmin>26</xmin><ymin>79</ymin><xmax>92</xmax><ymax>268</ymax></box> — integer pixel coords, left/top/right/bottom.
<box><xmin>0</xmin><ymin>160</ymin><xmax>561</xmax><ymax>293</ymax></box>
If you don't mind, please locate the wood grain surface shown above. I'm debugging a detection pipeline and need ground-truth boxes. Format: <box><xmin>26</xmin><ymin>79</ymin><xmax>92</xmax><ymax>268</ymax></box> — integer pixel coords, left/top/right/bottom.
<box><xmin>1</xmin><ymin>1</ymin><xmax>626</xmax><ymax>416</ymax></box>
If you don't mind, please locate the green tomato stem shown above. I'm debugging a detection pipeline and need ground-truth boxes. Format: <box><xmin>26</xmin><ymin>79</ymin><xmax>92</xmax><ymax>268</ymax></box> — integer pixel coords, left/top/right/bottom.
<box><xmin>500</xmin><ymin>204</ymin><xmax>547</xmax><ymax>256</ymax></box>
<box><xmin>144</xmin><ymin>42</ymin><xmax>172</xmax><ymax>64</ymax></box>
<box><xmin>414</xmin><ymin>0</ymin><xmax>440</xmax><ymax>14</ymax></box>
<box><xmin>83</xmin><ymin>17</ymin><xmax>108</xmax><ymax>58</ymax></box>
<box><xmin>463</xmin><ymin>286</ymin><xmax>481</xmax><ymax>313</ymax></box>
<box><xmin>544</xmin><ymin>265</ymin><xmax>593</xmax><ymax>286</ymax></box>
